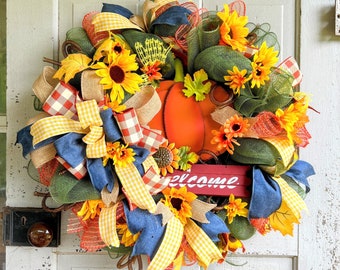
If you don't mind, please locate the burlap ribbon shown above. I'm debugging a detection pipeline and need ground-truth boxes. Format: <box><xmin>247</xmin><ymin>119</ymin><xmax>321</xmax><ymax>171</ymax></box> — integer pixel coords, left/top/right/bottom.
<box><xmin>32</xmin><ymin>66</ymin><xmax>59</xmax><ymax>103</ymax></box>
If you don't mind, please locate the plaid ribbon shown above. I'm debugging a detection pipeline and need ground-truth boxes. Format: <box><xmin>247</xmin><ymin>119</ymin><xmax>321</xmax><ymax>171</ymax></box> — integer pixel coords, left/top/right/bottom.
<box><xmin>273</xmin><ymin>176</ymin><xmax>307</xmax><ymax>219</ymax></box>
<box><xmin>76</xmin><ymin>100</ymin><xmax>106</xmax><ymax>158</ymax></box>
<box><xmin>278</xmin><ymin>56</ymin><xmax>303</xmax><ymax>87</ymax></box>
<box><xmin>56</xmin><ymin>156</ymin><xmax>87</xmax><ymax>180</ymax></box>
<box><xmin>148</xmin><ymin>216</ymin><xmax>184</xmax><ymax>270</ymax></box>
<box><xmin>31</xmin><ymin>116</ymin><xmax>86</xmax><ymax>146</ymax></box>
<box><xmin>92</xmin><ymin>12</ymin><xmax>142</xmax><ymax>33</ymax></box>
<box><xmin>264</xmin><ymin>137</ymin><xmax>295</xmax><ymax>168</ymax></box>
<box><xmin>137</xmin><ymin>126</ymin><xmax>165</xmax><ymax>154</ymax></box>
<box><xmin>115</xmin><ymin>162</ymin><xmax>157</xmax><ymax>213</ymax></box>
<box><xmin>242</xmin><ymin>45</ymin><xmax>258</xmax><ymax>58</ymax></box>
<box><xmin>114</xmin><ymin>108</ymin><xmax>143</xmax><ymax>144</ymax></box>
<box><xmin>184</xmin><ymin>219</ymin><xmax>223</xmax><ymax>268</ymax></box>
<box><xmin>42</xmin><ymin>82</ymin><xmax>81</xmax><ymax>120</ymax></box>
<box><xmin>143</xmin><ymin>166</ymin><xmax>170</xmax><ymax>195</ymax></box>
<box><xmin>99</xmin><ymin>204</ymin><xmax>120</xmax><ymax>247</ymax></box>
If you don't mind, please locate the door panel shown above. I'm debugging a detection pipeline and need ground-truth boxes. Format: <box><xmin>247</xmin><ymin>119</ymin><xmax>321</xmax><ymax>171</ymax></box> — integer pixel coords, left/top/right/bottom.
<box><xmin>202</xmin><ymin>0</ymin><xmax>296</xmax><ymax>60</ymax></box>
<box><xmin>5</xmin><ymin>0</ymin><xmax>298</xmax><ymax>269</ymax></box>
<box><xmin>55</xmin><ymin>0</ymin><xmax>298</xmax><ymax>269</ymax></box>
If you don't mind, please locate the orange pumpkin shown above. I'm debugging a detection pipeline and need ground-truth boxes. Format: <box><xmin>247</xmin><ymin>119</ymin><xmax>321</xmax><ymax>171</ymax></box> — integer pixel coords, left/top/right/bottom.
<box><xmin>148</xmin><ymin>79</ymin><xmax>232</xmax><ymax>160</ymax></box>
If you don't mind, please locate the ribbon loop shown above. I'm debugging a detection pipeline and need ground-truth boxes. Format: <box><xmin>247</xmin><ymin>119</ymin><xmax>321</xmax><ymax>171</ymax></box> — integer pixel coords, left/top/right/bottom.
<box><xmin>184</xmin><ymin>219</ymin><xmax>223</xmax><ymax>268</ymax></box>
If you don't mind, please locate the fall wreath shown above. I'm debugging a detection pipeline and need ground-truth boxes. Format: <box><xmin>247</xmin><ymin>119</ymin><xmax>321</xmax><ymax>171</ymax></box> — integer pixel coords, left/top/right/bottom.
<box><xmin>17</xmin><ymin>1</ymin><xmax>315</xmax><ymax>269</ymax></box>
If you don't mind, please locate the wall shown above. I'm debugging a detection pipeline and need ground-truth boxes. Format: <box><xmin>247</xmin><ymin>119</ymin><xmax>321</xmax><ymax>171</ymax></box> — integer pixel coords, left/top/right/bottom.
<box><xmin>298</xmin><ymin>0</ymin><xmax>340</xmax><ymax>269</ymax></box>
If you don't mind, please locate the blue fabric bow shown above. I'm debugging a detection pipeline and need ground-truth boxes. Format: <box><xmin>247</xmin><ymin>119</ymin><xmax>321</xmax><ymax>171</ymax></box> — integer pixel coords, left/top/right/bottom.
<box><xmin>196</xmin><ymin>211</ymin><xmax>229</xmax><ymax>242</ymax></box>
<box><xmin>150</xmin><ymin>6</ymin><xmax>192</xmax><ymax>31</ymax></box>
<box><xmin>123</xmin><ymin>202</ymin><xmax>165</xmax><ymax>259</ymax></box>
<box><xmin>16</xmin><ymin>125</ymin><xmax>60</xmax><ymax>157</ymax></box>
<box><xmin>101</xmin><ymin>3</ymin><xmax>134</xmax><ymax>18</ymax></box>
<box><xmin>248</xmin><ymin>166</ymin><xmax>282</xmax><ymax>219</ymax></box>
<box><xmin>284</xmin><ymin>160</ymin><xmax>314</xmax><ymax>193</ymax></box>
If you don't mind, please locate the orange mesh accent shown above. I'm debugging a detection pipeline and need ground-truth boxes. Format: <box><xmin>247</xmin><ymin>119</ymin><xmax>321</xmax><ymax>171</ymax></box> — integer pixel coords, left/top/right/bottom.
<box><xmin>82</xmin><ymin>11</ymin><xmax>109</xmax><ymax>47</ymax></box>
<box><xmin>252</xmin><ymin>111</ymin><xmax>283</xmax><ymax>138</ymax></box>
<box><xmin>37</xmin><ymin>158</ymin><xmax>59</xmax><ymax>186</ymax></box>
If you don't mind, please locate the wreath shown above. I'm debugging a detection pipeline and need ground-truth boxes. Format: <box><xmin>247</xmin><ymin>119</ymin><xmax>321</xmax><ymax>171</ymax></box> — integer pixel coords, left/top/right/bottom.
<box><xmin>16</xmin><ymin>1</ymin><xmax>316</xmax><ymax>269</ymax></box>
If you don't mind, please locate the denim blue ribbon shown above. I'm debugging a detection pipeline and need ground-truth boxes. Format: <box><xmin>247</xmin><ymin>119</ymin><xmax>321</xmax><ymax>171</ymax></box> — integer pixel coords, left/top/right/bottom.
<box><xmin>123</xmin><ymin>202</ymin><xmax>165</xmax><ymax>259</ymax></box>
<box><xmin>248</xmin><ymin>166</ymin><xmax>282</xmax><ymax>219</ymax></box>
<box><xmin>101</xmin><ymin>3</ymin><xmax>134</xmax><ymax>18</ymax></box>
<box><xmin>284</xmin><ymin>160</ymin><xmax>314</xmax><ymax>193</ymax></box>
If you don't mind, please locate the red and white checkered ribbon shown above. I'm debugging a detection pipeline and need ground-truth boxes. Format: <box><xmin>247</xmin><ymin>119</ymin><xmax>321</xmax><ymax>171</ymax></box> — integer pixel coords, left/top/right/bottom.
<box><xmin>143</xmin><ymin>166</ymin><xmax>170</xmax><ymax>195</ymax></box>
<box><xmin>242</xmin><ymin>45</ymin><xmax>258</xmax><ymax>58</ymax></box>
<box><xmin>43</xmin><ymin>82</ymin><xmax>82</xmax><ymax>120</ymax></box>
<box><xmin>56</xmin><ymin>156</ymin><xmax>87</xmax><ymax>180</ymax></box>
<box><xmin>278</xmin><ymin>56</ymin><xmax>302</xmax><ymax>87</ymax></box>
<box><xmin>114</xmin><ymin>108</ymin><xmax>143</xmax><ymax>144</ymax></box>
<box><xmin>137</xmin><ymin>126</ymin><xmax>166</xmax><ymax>154</ymax></box>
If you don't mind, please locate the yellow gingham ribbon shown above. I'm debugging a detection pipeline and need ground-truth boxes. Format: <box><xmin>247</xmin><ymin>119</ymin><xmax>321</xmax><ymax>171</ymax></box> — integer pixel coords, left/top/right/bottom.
<box><xmin>142</xmin><ymin>155</ymin><xmax>160</xmax><ymax>175</ymax></box>
<box><xmin>264</xmin><ymin>137</ymin><xmax>295</xmax><ymax>168</ymax></box>
<box><xmin>76</xmin><ymin>100</ymin><xmax>106</xmax><ymax>158</ymax></box>
<box><xmin>274</xmin><ymin>176</ymin><xmax>307</xmax><ymax>219</ymax></box>
<box><xmin>31</xmin><ymin>100</ymin><xmax>106</xmax><ymax>158</ymax></box>
<box><xmin>115</xmin><ymin>162</ymin><xmax>157</xmax><ymax>213</ymax></box>
<box><xmin>147</xmin><ymin>216</ymin><xmax>184</xmax><ymax>270</ymax></box>
<box><xmin>92</xmin><ymin>12</ymin><xmax>142</xmax><ymax>33</ymax></box>
<box><xmin>184</xmin><ymin>219</ymin><xmax>223</xmax><ymax>268</ymax></box>
<box><xmin>99</xmin><ymin>204</ymin><xmax>120</xmax><ymax>247</ymax></box>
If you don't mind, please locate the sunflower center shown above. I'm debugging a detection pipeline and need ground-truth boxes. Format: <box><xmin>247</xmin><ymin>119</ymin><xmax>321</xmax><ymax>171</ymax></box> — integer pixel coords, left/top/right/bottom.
<box><xmin>232</xmin><ymin>123</ymin><xmax>241</xmax><ymax>132</ymax></box>
<box><xmin>256</xmin><ymin>68</ymin><xmax>262</xmax><ymax>76</ymax></box>
<box><xmin>170</xmin><ymin>197</ymin><xmax>183</xmax><ymax>211</ymax></box>
<box><xmin>110</xmin><ymin>65</ymin><xmax>125</xmax><ymax>83</ymax></box>
<box><xmin>153</xmin><ymin>146</ymin><xmax>173</xmax><ymax>168</ymax></box>
<box><xmin>113</xmin><ymin>45</ymin><xmax>122</xmax><ymax>54</ymax></box>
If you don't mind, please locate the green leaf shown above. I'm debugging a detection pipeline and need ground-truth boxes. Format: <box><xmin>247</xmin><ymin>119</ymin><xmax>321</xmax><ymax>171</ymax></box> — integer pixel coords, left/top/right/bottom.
<box><xmin>183</xmin><ymin>69</ymin><xmax>211</xmax><ymax>101</ymax></box>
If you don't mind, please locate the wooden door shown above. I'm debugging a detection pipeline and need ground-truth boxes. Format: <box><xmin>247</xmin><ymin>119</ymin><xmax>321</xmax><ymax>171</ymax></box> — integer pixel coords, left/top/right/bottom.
<box><xmin>6</xmin><ymin>0</ymin><xmax>299</xmax><ymax>269</ymax></box>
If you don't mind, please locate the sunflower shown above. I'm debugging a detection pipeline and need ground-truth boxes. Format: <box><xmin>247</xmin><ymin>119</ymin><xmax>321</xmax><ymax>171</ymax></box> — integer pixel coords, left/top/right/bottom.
<box><xmin>93</xmin><ymin>35</ymin><xmax>128</xmax><ymax>62</ymax></box>
<box><xmin>153</xmin><ymin>140</ymin><xmax>180</xmax><ymax>176</ymax></box>
<box><xmin>116</xmin><ymin>223</ymin><xmax>140</xmax><ymax>247</ymax></box>
<box><xmin>224</xmin><ymin>66</ymin><xmax>250</xmax><ymax>95</ymax></box>
<box><xmin>275</xmin><ymin>94</ymin><xmax>309</xmax><ymax>144</ymax></box>
<box><xmin>211</xmin><ymin>126</ymin><xmax>239</xmax><ymax>154</ymax></box>
<box><xmin>161</xmin><ymin>186</ymin><xmax>197</xmax><ymax>225</ymax></box>
<box><xmin>103</xmin><ymin>94</ymin><xmax>126</xmax><ymax>113</ymax></box>
<box><xmin>77</xmin><ymin>199</ymin><xmax>104</xmax><ymax>221</ymax></box>
<box><xmin>223</xmin><ymin>114</ymin><xmax>249</xmax><ymax>139</ymax></box>
<box><xmin>92</xmin><ymin>50</ymin><xmax>144</xmax><ymax>103</ymax></box>
<box><xmin>217</xmin><ymin>4</ymin><xmax>249</xmax><ymax>52</ymax></box>
<box><xmin>224</xmin><ymin>194</ymin><xmax>248</xmax><ymax>224</ymax></box>
<box><xmin>103</xmin><ymin>141</ymin><xmax>136</xmax><ymax>167</ymax></box>
<box><xmin>249</xmin><ymin>42</ymin><xmax>278</xmax><ymax>88</ymax></box>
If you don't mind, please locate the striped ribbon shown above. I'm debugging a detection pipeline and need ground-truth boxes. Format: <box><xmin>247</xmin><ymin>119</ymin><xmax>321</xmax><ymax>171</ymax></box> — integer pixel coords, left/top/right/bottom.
<box><xmin>148</xmin><ymin>216</ymin><xmax>184</xmax><ymax>270</ymax></box>
<box><xmin>273</xmin><ymin>176</ymin><xmax>307</xmax><ymax>219</ymax></box>
<box><xmin>115</xmin><ymin>162</ymin><xmax>157</xmax><ymax>213</ymax></box>
<box><xmin>99</xmin><ymin>204</ymin><xmax>120</xmax><ymax>247</ymax></box>
<box><xmin>184</xmin><ymin>219</ymin><xmax>223</xmax><ymax>268</ymax></box>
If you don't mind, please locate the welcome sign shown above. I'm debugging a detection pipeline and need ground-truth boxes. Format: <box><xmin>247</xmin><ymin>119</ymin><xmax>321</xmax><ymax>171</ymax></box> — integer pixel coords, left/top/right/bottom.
<box><xmin>167</xmin><ymin>164</ymin><xmax>252</xmax><ymax>197</ymax></box>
